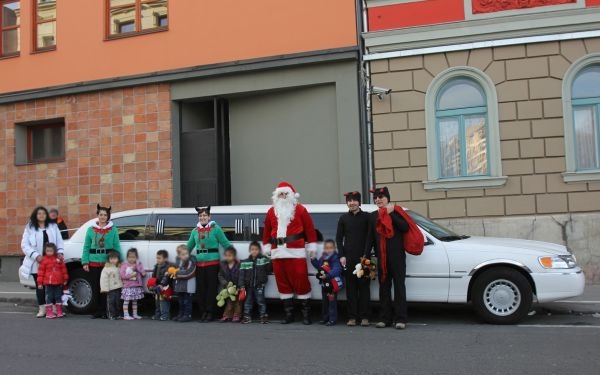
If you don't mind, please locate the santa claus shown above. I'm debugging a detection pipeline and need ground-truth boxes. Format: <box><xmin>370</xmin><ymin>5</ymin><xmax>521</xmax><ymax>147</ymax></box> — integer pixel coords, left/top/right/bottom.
<box><xmin>263</xmin><ymin>181</ymin><xmax>317</xmax><ymax>325</ymax></box>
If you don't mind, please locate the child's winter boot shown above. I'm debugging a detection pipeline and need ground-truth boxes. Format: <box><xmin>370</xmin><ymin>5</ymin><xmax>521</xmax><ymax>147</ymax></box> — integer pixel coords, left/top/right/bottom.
<box><xmin>45</xmin><ymin>305</ymin><xmax>56</xmax><ymax>319</ymax></box>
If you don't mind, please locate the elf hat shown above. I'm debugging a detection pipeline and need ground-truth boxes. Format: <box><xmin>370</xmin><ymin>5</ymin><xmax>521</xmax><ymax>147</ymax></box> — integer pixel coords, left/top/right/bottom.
<box><xmin>344</xmin><ymin>191</ymin><xmax>361</xmax><ymax>204</ymax></box>
<box><xmin>369</xmin><ymin>186</ymin><xmax>390</xmax><ymax>201</ymax></box>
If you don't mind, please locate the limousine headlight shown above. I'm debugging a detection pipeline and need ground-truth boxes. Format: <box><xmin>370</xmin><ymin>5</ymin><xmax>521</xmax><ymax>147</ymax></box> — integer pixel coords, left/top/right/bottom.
<box><xmin>538</xmin><ymin>255</ymin><xmax>577</xmax><ymax>269</ymax></box>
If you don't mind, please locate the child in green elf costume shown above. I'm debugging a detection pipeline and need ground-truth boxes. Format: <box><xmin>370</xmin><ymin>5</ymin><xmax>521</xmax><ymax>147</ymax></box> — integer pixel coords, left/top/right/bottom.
<box><xmin>187</xmin><ymin>206</ymin><xmax>231</xmax><ymax>322</ymax></box>
<box><xmin>82</xmin><ymin>204</ymin><xmax>122</xmax><ymax>319</ymax></box>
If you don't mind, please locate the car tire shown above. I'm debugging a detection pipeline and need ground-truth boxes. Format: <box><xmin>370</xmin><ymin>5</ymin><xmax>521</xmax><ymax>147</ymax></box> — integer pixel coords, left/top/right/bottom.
<box><xmin>471</xmin><ymin>267</ymin><xmax>533</xmax><ymax>325</ymax></box>
<box><xmin>67</xmin><ymin>268</ymin><xmax>96</xmax><ymax>314</ymax></box>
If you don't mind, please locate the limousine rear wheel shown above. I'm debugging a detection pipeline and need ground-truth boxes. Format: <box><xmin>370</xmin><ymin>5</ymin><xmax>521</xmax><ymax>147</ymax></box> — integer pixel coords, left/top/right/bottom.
<box><xmin>68</xmin><ymin>269</ymin><xmax>95</xmax><ymax>314</ymax></box>
<box><xmin>472</xmin><ymin>267</ymin><xmax>533</xmax><ymax>325</ymax></box>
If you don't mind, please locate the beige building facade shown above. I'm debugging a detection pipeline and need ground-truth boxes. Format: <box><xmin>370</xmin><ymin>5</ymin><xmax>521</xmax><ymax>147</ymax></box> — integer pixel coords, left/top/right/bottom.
<box><xmin>364</xmin><ymin>2</ymin><xmax>600</xmax><ymax>283</ymax></box>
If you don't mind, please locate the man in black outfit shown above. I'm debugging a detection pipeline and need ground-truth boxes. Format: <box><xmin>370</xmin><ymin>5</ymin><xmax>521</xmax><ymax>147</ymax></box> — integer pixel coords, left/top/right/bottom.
<box><xmin>365</xmin><ymin>186</ymin><xmax>409</xmax><ymax>330</ymax></box>
<box><xmin>336</xmin><ymin>191</ymin><xmax>371</xmax><ymax>327</ymax></box>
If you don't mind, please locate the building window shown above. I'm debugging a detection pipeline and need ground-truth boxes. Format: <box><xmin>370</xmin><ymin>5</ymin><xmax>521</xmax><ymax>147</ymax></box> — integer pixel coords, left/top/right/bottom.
<box><xmin>562</xmin><ymin>54</ymin><xmax>600</xmax><ymax>182</ymax></box>
<box><xmin>424</xmin><ymin>67</ymin><xmax>506</xmax><ymax>190</ymax></box>
<box><xmin>33</xmin><ymin>0</ymin><xmax>56</xmax><ymax>51</ymax></box>
<box><xmin>107</xmin><ymin>0</ymin><xmax>168</xmax><ymax>38</ymax></box>
<box><xmin>15</xmin><ymin>119</ymin><xmax>65</xmax><ymax>165</ymax></box>
<box><xmin>0</xmin><ymin>0</ymin><xmax>20</xmax><ymax>57</ymax></box>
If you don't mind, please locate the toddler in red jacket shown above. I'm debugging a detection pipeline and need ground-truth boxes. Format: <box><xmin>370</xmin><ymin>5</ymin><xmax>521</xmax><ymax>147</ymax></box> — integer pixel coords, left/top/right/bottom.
<box><xmin>37</xmin><ymin>243</ymin><xmax>69</xmax><ymax>319</ymax></box>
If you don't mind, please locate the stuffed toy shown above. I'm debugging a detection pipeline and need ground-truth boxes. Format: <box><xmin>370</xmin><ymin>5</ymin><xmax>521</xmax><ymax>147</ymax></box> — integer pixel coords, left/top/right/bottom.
<box><xmin>354</xmin><ymin>257</ymin><xmax>377</xmax><ymax>280</ymax></box>
<box><xmin>322</xmin><ymin>276</ymin><xmax>344</xmax><ymax>295</ymax></box>
<box><xmin>61</xmin><ymin>289</ymin><xmax>72</xmax><ymax>306</ymax></box>
<box><xmin>238</xmin><ymin>288</ymin><xmax>247</xmax><ymax>302</ymax></box>
<box><xmin>125</xmin><ymin>266</ymin><xmax>137</xmax><ymax>280</ymax></box>
<box><xmin>147</xmin><ymin>277</ymin><xmax>158</xmax><ymax>289</ymax></box>
<box><xmin>216</xmin><ymin>281</ymin><xmax>238</xmax><ymax>307</ymax></box>
<box><xmin>167</xmin><ymin>266</ymin><xmax>178</xmax><ymax>279</ymax></box>
<box><xmin>352</xmin><ymin>263</ymin><xmax>364</xmax><ymax>278</ymax></box>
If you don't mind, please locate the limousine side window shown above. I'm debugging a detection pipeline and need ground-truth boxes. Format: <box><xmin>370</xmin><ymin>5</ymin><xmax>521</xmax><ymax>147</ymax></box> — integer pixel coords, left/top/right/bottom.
<box><xmin>112</xmin><ymin>215</ymin><xmax>149</xmax><ymax>241</ymax></box>
<box><xmin>310</xmin><ymin>213</ymin><xmax>339</xmax><ymax>242</ymax></box>
<box><xmin>155</xmin><ymin>214</ymin><xmax>245</xmax><ymax>242</ymax></box>
<box><xmin>249</xmin><ymin>212</ymin><xmax>339</xmax><ymax>243</ymax></box>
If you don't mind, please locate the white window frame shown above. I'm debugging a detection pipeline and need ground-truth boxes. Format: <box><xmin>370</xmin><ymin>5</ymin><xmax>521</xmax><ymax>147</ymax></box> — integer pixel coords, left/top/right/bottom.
<box><xmin>424</xmin><ymin>66</ymin><xmax>506</xmax><ymax>190</ymax></box>
<box><xmin>562</xmin><ymin>53</ymin><xmax>600</xmax><ymax>183</ymax></box>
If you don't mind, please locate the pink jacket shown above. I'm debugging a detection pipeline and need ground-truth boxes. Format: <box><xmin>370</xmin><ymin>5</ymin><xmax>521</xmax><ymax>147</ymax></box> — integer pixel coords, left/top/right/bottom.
<box><xmin>119</xmin><ymin>261</ymin><xmax>146</xmax><ymax>288</ymax></box>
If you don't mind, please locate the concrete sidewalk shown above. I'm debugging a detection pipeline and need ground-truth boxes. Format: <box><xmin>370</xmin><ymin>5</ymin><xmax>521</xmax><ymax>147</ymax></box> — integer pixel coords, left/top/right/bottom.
<box><xmin>1</xmin><ymin>281</ymin><xmax>599</xmax><ymax>314</ymax></box>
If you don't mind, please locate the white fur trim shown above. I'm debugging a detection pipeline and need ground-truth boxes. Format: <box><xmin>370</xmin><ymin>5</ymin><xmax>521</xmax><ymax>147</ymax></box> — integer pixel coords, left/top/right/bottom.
<box><xmin>196</xmin><ymin>221</ymin><xmax>215</xmax><ymax>229</ymax></box>
<box><xmin>296</xmin><ymin>292</ymin><xmax>312</xmax><ymax>300</ymax></box>
<box><xmin>306</xmin><ymin>242</ymin><xmax>317</xmax><ymax>252</ymax></box>
<box><xmin>270</xmin><ymin>247</ymin><xmax>306</xmax><ymax>259</ymax></box>
<box><xmin>262</xmin><ymin>243</ymin><xmax>272</xmax><ymax>253</ymax></box>
<box><xmin>279</xmin><ymin>293</ymin><xmax>294</xmax><ymax>299</ymax></box>
<box><xmin>92</xmin><ymin>221</ymin><xmax>114</xmax><ymax>230</ymax></box>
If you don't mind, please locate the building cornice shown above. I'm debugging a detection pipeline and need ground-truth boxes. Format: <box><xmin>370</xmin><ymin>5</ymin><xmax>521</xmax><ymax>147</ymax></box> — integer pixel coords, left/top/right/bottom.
<box><xmin>0</xmin><ymin>47</ymin><xmax>359</xmax><ymax>104</ymax></box>
<box><xmin>363</xmin><ymin>7</ymin><xmax>600</xmax><ymax>56</ymax></box>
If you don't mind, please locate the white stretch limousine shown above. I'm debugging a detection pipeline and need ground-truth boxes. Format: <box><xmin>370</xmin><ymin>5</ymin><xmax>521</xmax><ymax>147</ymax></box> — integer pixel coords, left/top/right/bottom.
<box><xmin>20</xmin><ymin>205</ymin><xmax>585</xmax><ymax>324</ymax></box>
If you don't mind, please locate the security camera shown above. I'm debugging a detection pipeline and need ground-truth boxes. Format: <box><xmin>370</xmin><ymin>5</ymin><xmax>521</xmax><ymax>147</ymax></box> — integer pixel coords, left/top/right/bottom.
<box><xmin>370</xmin><ymin>86</ymin><xmax>392</xmax><ymax>100</ymax></box>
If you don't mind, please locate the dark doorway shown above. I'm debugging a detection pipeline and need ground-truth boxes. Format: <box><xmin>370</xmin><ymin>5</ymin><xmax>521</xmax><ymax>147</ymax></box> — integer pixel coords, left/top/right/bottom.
<box><xmin>179</xmin><ymin>99</ymin><xmax>231</xmax><ymax>207</ymax></box>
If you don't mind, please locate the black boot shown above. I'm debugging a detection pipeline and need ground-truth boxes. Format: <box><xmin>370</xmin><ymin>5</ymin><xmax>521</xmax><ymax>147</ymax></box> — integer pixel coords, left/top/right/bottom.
<box><xmin>301</xmin><ymin>300</ymin><xmax>312</xmax><ymax>325</ymax></box>
<box><xmin>280</xmin><ymin>299</ymin><xmax>294</xmax><ymax>324</ymax></box>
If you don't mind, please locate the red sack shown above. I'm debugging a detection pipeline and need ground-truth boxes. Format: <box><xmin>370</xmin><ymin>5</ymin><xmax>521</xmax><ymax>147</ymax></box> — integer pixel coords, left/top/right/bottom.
<box><xmin>238</xmin><ymin>288</ymin><xmax>247</xmax><ymax>302</ymax></box>
<box><xmin>395</xmin><ymin>206</ymin><xmax>425</xmax><ymax>256</ymax></box>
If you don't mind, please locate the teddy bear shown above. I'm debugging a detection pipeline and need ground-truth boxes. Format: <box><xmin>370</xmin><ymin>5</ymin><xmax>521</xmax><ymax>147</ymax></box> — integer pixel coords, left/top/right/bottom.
<box><xmin>352</xmin><ymin>263</ymin><xmax>364</xmax><ymax>278</ymax></box>
<box><xmin>216</xmin><ymin>281</ymin><xmax>238</xmax><ymax>307</ymax></box>
<box><xmin>355</xmin><ymin>257</ymin><xmax>377</xmax><ymax>280</ymax></box>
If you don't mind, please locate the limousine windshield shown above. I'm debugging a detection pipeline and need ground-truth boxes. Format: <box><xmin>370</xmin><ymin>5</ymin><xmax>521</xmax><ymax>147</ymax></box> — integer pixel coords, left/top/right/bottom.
<box><xmin>406</xmin><ymin>210</ymin><xmax>466</xmax><ymax>241</ymax></box>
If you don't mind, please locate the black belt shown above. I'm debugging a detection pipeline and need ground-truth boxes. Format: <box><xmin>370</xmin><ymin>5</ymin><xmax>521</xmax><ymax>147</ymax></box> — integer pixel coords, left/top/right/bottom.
<box><xmin>270</xmin><ymin>233</ymin><xmax>305</xmax><ymax>246</ymax></box>
<box><xmin>89</xmin><ymin>248</ymin><xmax>114</xmax><ymax>255</ymax></box>
<box><xmin>196</xmin><ymin>248</ymin><xmax>219</xmax><ymax>254</ymax></box>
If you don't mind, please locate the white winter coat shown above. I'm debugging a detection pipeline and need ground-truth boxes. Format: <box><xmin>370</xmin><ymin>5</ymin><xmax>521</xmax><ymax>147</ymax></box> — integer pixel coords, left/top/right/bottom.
<box><xmin>20</xmin><ymin>223</ymin><xmax>64</xmax><ymax>277</ymax></box>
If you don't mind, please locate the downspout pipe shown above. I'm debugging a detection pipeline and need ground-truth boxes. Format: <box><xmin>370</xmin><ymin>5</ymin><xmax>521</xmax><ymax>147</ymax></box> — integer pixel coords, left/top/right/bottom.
<box><xmin>356</xmin><ymin>0</ymin><xmax>374</xmax><ymax>203</ymax></box>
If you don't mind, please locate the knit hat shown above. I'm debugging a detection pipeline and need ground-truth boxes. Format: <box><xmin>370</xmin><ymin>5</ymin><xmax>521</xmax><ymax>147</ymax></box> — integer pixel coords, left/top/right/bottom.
<box><xmin>370</xmin><ymin>186</ymin><xmax>390</xmax><ymax>201</ymax></box>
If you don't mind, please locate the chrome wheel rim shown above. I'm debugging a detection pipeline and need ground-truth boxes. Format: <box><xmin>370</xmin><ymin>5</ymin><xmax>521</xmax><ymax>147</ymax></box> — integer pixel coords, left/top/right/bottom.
<box><xmin>69</xmin><ymin>278</ymin><xmax>93</xmax><ymax>309</ymax></box>
<box><xmin>483</xmin><ymin>279</ymin><xmax>521</xmax><ymax>316</ymax></box>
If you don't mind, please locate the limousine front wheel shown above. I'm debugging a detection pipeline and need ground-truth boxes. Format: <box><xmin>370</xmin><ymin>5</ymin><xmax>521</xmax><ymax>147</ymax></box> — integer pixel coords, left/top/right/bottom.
<box><xmin>68</xmin><ymin>269</ymin><xmax>95</xmax><ymax>314</ymax></box>
<box><xmin>472</xmin><ymin>267</ymin><xmax>533</xmax><ymax>325</ymax></box>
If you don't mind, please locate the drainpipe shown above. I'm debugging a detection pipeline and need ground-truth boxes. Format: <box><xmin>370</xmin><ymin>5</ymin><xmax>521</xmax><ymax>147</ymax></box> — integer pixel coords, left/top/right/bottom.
<box><xmin>356</xmin><ymin>0</ymin><xmax>374</xmax><ymax>203</ymax></box>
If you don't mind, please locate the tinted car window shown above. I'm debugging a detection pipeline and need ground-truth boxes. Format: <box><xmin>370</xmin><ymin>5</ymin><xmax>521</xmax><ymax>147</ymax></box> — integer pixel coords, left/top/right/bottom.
<box><xmin>112</xmin><ymin>215</ymin><xmax>149</xmax><ymax>241</ymax></box>
<box><xmin>253</xmin><ymin>212</ymin><xmax>337</xmax><ymax>242</ymax></box>
<box><xmin>156</xmin><ymin>214</ymin><xmax>245</xmax><ymax>242</ymax></box>
<box><xmin>310</xmin><ymin>213</ymin><xmax>339</xmax><ymax>242</ymax></box>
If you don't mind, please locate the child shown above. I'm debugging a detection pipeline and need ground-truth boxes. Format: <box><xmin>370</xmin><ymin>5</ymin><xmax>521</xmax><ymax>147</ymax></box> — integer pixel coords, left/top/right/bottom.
<box><xmin>119</xmin><ymin>248</ymin><xmax>146</xmax><ymax>320</ymax></box>
<box><xmin>169</xmin><ymin>244</ymin><xmax>196</xmax><ymax>323</ymax></box>
<box><xmin>100</xmin><ymin>251</ymin><xmax>123</xmax><ymax>320</ymax></box>
<box><xmin>239</xmin><ymin>241</ymin><xmax>271</xmax><ymax>324</ymax></box>
<box><xmin>36</xmin><ymin>243</ymin><xmax>68</xmax><ymax>319</ymax></box>
<box><xmin>151</xmin><ymin>249</ymin><xmax>171</xmax><ymax>321</ymax></box>
<box><xmin>218</xmin><ymin>247</ymin><xmax>241</xmax><ymax>323</ymax></box>
<box><xmin>310</xmin><ymin>239</ymin><xmax>344</xmax><ymax>326</ymax></box>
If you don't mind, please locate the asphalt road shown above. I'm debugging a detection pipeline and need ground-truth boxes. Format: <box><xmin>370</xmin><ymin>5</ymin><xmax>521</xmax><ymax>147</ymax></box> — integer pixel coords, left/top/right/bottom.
<box><xmin>1</xmin><ymin>302</ymin><xmax>599</xmax><ymax>375</ymax></box>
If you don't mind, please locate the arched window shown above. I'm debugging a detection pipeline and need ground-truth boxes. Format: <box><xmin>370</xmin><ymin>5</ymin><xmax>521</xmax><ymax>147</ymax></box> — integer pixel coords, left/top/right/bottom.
<box><xmin>424</xmin><ymin>67</ymin><xmax>505</xmax><ymax>190</ymax></box>
<box><xmin>562</xmin><ymin>54</ymin><xmax>600</xmax><ymax>182</ymax></box>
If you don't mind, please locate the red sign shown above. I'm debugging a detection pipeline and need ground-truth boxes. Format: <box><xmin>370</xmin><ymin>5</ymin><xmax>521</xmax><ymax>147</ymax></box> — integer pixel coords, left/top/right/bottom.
<box><xmin>472</xmin><ymin>0</ymin><xmax>576</xmax><ymax>14</ymax></box>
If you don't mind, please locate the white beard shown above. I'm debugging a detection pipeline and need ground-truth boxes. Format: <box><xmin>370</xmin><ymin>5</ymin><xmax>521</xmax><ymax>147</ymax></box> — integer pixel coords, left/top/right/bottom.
<box><xmin>273</xmin><ymin>197</ymin><xmax>297</xmax><ymax>238</ymax></box>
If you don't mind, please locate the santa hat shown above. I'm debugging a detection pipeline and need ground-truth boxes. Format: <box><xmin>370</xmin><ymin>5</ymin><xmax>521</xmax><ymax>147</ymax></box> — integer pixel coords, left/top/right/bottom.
<box><xmin>274</xmin><ymin>181</ymin><xmax>300</xmax><ymax>199</ymax></box>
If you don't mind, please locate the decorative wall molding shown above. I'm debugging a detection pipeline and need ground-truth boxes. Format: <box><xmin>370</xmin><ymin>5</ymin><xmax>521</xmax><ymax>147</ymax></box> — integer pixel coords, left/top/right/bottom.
<box><xmin>472</xmin><ymin>0</ymin><xmax>576</xmax><ymax>14</ymax></box>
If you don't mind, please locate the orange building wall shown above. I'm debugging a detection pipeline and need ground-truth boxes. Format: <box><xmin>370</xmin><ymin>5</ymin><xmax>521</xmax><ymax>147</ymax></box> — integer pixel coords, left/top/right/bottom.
<box><xmin>0</xmin><ymin>0</ymin><xmax>358</xmax><ymax>94</ymax></box>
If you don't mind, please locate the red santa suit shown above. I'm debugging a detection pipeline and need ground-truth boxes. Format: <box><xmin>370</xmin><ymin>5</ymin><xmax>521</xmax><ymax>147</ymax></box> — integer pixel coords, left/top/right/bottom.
<box><xmin>263</xmin><ymin>182</ymin><xmax>317</xmax><ymax>299</ymax></box>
